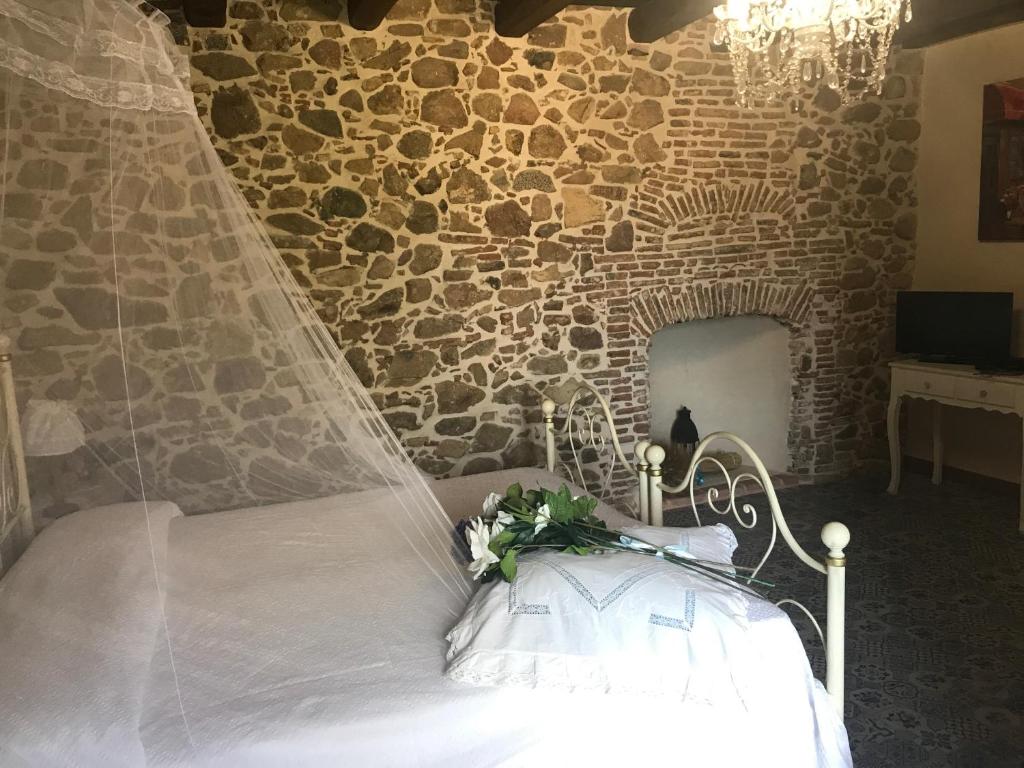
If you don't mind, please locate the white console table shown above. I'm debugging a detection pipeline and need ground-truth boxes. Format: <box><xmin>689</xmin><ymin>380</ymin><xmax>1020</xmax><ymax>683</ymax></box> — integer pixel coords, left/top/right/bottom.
<box><xmin>887</xmin><ymin>360</ymin><xmax>1024</xmax><ymax>532</ymax></box>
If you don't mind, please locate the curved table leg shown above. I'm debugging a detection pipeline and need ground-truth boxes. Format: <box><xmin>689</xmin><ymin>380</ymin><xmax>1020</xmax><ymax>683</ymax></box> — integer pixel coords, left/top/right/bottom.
<box><xmin>932</xmin><ymin>401</ymin><xmax>943</xmax><ymax>486</ymax></box>
<box><xmin>887</xmin><ymin>394</ymin><xmax>903</xmax><ymax>495</ymax></box>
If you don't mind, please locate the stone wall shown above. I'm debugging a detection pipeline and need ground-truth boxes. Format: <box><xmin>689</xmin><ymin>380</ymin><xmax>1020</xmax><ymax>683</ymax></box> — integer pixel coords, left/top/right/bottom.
<box><xmin>1</xmin><ymin>52</ymin><xmax>410</xmax><ymax>519</ymax></box>
<box><xmin>186</xmin><ymin>0</ymin><xmax>922</xmax><ymax>482</ymax></box>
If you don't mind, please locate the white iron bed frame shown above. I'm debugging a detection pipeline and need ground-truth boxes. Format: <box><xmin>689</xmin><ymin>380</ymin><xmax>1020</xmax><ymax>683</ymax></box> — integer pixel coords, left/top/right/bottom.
<box><xmin>0</xmin><ymin>335</ymin><xmax>32</xmax><ymax>577</ymax></box>
<box><xmin>542</xmin><ymin>383</ymin><xmax>850</xmax><ymax>718</ymax></box>
<box><xmin>0</xmin><ymin>339</ymin><xmax>848</xmax><ymax>718</ymax></box>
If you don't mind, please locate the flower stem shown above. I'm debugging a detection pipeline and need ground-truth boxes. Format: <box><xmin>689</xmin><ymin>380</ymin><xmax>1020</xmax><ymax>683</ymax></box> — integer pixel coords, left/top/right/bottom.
<box><xmin>576</xmin><ymin>533</ymin><xmax>772</xmax><ymax>597</ymax></box>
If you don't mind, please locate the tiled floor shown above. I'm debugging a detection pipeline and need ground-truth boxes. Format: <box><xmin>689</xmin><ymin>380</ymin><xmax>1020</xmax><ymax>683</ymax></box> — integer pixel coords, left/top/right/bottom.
<box><xmin>665</xmin><ymin>471</ymin><xmax>1024</xmax><ymax>768</ymax></box>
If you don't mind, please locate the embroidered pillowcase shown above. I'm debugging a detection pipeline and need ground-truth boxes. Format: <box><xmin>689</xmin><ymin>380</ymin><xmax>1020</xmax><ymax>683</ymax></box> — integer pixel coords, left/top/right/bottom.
<box><xmin>445</xmin><ymin>527</ymin><xmax>748</xmax><ymax>699</ymax></box>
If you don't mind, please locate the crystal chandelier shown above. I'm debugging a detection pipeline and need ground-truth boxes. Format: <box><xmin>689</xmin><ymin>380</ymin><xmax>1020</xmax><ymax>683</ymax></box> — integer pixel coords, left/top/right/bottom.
<box><xmin>712</xmin><ymin>0</ymin><xmax>914</xmax><ymax>107</ymax></box>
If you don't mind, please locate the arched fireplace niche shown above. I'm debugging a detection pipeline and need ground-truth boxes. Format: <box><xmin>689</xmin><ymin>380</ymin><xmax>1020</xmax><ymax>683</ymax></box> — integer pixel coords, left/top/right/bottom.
<box><xmin>635</xmin><ymin>279</ymin><xmax>815</xmax><ymax>483</ymax></box>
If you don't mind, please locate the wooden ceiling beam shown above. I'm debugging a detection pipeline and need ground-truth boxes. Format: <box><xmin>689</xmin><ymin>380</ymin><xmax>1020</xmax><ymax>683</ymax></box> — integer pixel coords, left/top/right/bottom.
<box><xmin>628</xmin><ymin>0</ymin><xmax>717</xmax><ymax>44</ymax></box>
<box><xmin>182</xmin><ymin>0</ymin><xmax>226</xmax><ymax>27</ymax></box>
<box><xmin>348</xmin><ymin>0</ymin><xmax>401</xmax><ymax>31</ymax></box>
<box><xmin>626</xmin><ymin>0</ymin><xmax>1024</xmax><ymax>47</ymax></box>
<box><xmin>494</xmin><ymin>0</ymin><xmax>571</xmax><ymax>38</ymax></box>
<box><xmin>177</xmin><ymin>0</ymin><xmax>1024</xmax><ymax>46</ymax></box>
<box><xmin>896</xmin><ymin>0</ymin><xmax>1024</xmax><ymax>49</ymax></box>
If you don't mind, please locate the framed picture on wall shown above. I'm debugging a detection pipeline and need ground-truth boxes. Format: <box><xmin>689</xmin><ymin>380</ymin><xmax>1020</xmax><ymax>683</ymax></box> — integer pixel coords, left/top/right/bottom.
<box><xmin>979</xmin><ymin>78</ymin><xmax>1024</xmax><ymax>242</ymax></box>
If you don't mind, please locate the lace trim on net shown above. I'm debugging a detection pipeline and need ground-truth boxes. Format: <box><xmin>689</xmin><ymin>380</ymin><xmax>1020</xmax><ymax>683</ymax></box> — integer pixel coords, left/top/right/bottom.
<box><xmin>94</xmin><ymin>29</ymin><xmax>191</xmax><ymax>80</ymax></box>
<box><xmin>0</xmin><ymin>0</ymin><xmax>78</xmax><ymax>48</ymax></box>
<box><xmin>0</xmin><ymin>0</ymin><xmax>189</xmax><ymax>79</ymax></box>
<box><xmin>0</xmin><ymin>38</ymin><xmax>194</xmax><ymax>115</ymax></box>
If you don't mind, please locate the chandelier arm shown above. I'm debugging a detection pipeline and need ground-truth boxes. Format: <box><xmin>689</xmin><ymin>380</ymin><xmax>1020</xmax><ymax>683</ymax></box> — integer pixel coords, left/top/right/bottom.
<box><xmin>713</xmin><ymin>0</ymin><xmax>911</xmax><ymax>106</ymax></box>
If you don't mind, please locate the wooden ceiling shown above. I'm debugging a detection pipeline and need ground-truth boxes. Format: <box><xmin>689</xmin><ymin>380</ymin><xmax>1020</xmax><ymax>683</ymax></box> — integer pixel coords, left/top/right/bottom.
<box><xmin>182</xmin><ymin>0</ymin><xmax>1024</xmax><ymax>50</ymax></box>
<box><xmin>895</xmin><ymin>0</ymin><xmax>1024</xmax><ymax>49</ymax></box>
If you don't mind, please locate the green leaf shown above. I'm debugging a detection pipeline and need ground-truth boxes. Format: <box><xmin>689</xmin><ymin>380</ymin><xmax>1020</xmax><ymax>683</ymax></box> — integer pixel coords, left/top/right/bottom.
<box><xmin>573</xmin><ymin>495</ymin><xmax>598</xmax><ymax>518</ymax></box>
<box><xmin>512</xmin><ymin>527</ymin><xmax>535</xmax><ymax>546</ymax></box>
<box><xmin>492</xmin><ymin>530</ymin><xmax>516</xmax><ymax>547</ymax></box>
<box><xmin>512</xmin><ymin>498</ymin><xmax>531</xmax><ymax>513</ymax></box>
<box><xmin>544</xmin><ymin>485</ymin><xmax>576</xmax><ymax>524</ymax></box>
<box><xmin>506</xmin><ymin>482</ymin><xmax>523</xmax><ymax>500</ymax></box>
<box><xmin>499</xmin><ymin>549</ymin><xmax>519</xmax><ymax>582</ymax></box>
<box><xmin>563</xmin><ymin>544</ymin><xmax>591</xmax><ymax>556</ymax></box>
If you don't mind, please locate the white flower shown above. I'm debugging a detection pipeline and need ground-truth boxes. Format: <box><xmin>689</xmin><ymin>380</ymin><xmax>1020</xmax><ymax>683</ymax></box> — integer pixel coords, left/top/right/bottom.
<box><xmin>465</xmin><ymin>517</ymin><xmax>502</xmax><ymax>580</ymax></box>
<box><xmin>483</xmin><ymin>492</ymin><xmax>514</xmax><ymax>526</ymax></box>
<box><xmin>533</xmin><ymin>503</ymin><xmax>552</xmax><ymax>534</ymax></box>
<box><xmin>482</xmin><ymin>492</ymin><xmax>503</xmax><ymax>518</ymax></box>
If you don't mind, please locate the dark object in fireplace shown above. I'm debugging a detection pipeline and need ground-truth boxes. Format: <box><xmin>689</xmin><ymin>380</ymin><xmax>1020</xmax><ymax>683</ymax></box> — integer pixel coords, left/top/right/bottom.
<box><xmin>667</xmin><ymin>407</ymin><xmax>699</xmax><ymax>480</ymax></box>
<box><xmin>671</xmin><ymin>406</ymin><xmax>699</xmax><ymax>448</ymax></box>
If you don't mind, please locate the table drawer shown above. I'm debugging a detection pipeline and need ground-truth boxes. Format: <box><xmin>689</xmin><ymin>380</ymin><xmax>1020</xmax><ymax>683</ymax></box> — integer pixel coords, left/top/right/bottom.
<box><xmin>953</xmin><ymin>379</ymin><xmax>1016</xmax><ymax>408</ymax></box>
<box><xmin>903</xmin><ymin>370</ymin><xmax>955</xmax><ymax>398</ymax></box>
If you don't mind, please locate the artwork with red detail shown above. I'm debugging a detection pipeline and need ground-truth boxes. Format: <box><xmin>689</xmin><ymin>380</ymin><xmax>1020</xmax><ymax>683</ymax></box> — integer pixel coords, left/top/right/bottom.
<box><xmin>980</xmin><ymin>78</ymin><xmax>1024</xmax><ymax>241</ymax></box>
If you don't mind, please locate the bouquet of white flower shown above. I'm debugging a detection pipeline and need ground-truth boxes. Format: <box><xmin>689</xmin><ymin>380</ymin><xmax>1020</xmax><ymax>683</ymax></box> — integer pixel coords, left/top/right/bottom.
<box><xmin>456</xmin><ymin>482</ymin><xmax>769</xmax><ymax>595</ymax></box>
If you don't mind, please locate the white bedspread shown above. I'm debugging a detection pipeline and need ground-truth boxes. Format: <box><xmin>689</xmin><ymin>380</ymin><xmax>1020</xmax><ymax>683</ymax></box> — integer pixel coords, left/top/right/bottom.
<box><xmin>0</xmin><ymin>502</ymin><xmax>182</xmax><ymax>768</ymax></box>
<box><xmin>1</xmin><ymin>470</ymin><xmax>851</xmax><ymax>767</ymax></box>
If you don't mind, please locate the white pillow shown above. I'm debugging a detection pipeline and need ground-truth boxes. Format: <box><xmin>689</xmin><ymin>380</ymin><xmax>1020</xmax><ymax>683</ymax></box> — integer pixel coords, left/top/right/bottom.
<box><xmin>445</xmin><ymin>548</ymin><xmax>751</xmax><ymax>699</ymax></box>
<box><xmin>619</xmin><ymin>523</ymin><xmax>738</xmax><ymax>565</ymax></box>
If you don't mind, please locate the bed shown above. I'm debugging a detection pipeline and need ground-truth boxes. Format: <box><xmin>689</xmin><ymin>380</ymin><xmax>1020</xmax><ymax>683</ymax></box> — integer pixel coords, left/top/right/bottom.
<box><xmin>0</xmin><ymin>342</ymin><xmax>852</xmax><ymax>767</ymax></box>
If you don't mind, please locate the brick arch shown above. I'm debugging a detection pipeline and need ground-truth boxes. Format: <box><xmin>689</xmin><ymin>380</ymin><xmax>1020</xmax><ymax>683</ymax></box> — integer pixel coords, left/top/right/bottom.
<box><xmin>630</xmin><ymin>181</ymin><xmax>797</xmax><ymax>236</ymax></box>
<box><xmin>630</xmin><ymin>279</ymin><xmax>814</xmax><ymax>338</ymax></box>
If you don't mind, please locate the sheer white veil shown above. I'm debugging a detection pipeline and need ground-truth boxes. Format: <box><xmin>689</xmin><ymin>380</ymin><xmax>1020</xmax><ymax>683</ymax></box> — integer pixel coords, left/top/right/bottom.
<box><xmin>0</xmin><ymin>0</ymin><xmax>471</xmax><ymax>761</ymax></box>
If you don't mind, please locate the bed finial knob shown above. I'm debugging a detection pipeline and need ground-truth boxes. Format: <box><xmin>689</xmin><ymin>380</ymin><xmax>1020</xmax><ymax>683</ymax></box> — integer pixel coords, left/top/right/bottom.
<box><xmin>644</xmin><ymin>444</ymin><xmax>666</xmax><ymax>473</ymax></box>
<box><xmin>635</xmin><ymin>440</ymin><xmax>651</xmax><ymax>467</ymax></box>
<box><xmin>821</xmin><ymin>522</ymin><xmax>850</xmax><ymax>566</ymax></box>
<box><xmin>541</xmin><ymin>398</ymin><xmax>556</xmax><ymax>423</ymax></box>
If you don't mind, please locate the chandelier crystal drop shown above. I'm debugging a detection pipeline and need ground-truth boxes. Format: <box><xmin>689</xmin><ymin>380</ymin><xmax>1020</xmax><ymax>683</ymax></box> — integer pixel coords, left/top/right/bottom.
<box><xmin>712</xmin><ymin>0</ymin><xmax>914</xmax><ymax>107</ymax></box>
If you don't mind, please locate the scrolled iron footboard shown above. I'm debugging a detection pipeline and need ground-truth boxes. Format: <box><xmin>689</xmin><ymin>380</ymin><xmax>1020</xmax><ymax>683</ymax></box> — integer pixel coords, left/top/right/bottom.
<box><xmin>645</xmin><ymin>435</ymin><xmax>850</xmax><ymax>719</ymax></box>
<box><xmin>541</xmin><ymin>384</ymin><xmax>651</xmax><ymax>522</ymax></box>
<box><xmin>538</xmin><ymin>384</ymin><xmax>849</xmax><ymax>719</ymax></box>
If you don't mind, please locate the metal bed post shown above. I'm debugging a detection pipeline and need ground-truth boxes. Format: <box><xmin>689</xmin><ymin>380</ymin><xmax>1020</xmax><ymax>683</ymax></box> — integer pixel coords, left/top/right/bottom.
<box><xmin>542</xmin><ymin>398</ymin><xmax>557</xmax><ymax>474</ymax></box>
<box><xmin>645</xmin><ymin>444</ymin><xmax>665</xmax><ymax>527</ymax></box>
<box><xmin>0</xmin><ymin>334</ymin><xmax>33</xmax><ymax>574</ymax></box>
<box><xmin>635</xmin><ymin>440</ymin><xmax>650</xmax><ymax>525</ymax></box>
<box><xmin>822</xmin><ymin>522</ymin><xmax>850</xmax><ymax>720</ymax></box>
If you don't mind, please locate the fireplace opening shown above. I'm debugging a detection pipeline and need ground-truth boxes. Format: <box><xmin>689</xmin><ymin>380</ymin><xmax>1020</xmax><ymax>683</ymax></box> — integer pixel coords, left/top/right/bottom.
<box><xmin>648</xmin><ymin>316</ymin><xmax>798</xmax><ymax>505</ymax></box>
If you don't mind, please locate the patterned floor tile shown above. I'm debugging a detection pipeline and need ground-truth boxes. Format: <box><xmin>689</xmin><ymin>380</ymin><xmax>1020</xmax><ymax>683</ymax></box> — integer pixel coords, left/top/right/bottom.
<box><xmin>666</xmin><ymin>471</ymin><xmax>1024</xmax><ymax>768</ymax></box>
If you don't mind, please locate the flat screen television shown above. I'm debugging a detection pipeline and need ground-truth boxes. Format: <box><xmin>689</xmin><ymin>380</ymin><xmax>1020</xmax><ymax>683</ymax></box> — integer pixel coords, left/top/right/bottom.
<box><xmin>896</xmin><ymin>291</ymin><xmax>1013</xmax><ymax>363</ymax></box>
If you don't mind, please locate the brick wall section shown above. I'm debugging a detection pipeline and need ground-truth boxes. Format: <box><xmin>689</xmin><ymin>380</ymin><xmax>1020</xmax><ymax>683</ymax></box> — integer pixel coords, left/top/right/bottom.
<box><xmin>186</xmin><ymin>0</ymin><xmax>922</xmax><ymax>490</ymax></box>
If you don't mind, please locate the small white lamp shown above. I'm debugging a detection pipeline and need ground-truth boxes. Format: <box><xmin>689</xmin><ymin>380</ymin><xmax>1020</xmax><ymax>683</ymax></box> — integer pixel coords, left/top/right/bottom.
<box><xmin>22</xmin><ymin>399</ymin><xmax>86</xmax><ymax>457</ymax></box>
<box><xmin>22</xmin><ymin>399</ymin><xmax>86</xmax><ymax>521</ymax></box>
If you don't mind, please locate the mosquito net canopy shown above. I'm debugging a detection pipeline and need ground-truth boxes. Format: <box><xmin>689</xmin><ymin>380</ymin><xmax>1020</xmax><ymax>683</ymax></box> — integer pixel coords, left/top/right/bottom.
<box><xmin>0</xmin><ymin>0</ymin><xmax>471</xmax><ymax>762</ymax></box>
